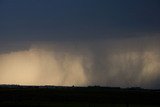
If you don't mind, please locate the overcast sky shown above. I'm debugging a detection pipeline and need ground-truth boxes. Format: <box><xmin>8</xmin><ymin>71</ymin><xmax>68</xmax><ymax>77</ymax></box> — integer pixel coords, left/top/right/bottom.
<box><xmin>0</xmin><ymin>0</ymin><xmax>160</xmax><ymax>41</ymax></box>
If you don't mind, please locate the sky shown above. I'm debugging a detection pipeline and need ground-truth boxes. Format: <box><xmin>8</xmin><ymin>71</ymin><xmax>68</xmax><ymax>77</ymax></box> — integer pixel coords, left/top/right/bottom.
<box><xmin>1</xmin><ymin>0</ymin><xmax>160</xmax><ymax>41</ymax></box>
<box><xmin>0</xmin><ymin>0</ymin><xmax>160</xmax><ymax>88</ymax></box>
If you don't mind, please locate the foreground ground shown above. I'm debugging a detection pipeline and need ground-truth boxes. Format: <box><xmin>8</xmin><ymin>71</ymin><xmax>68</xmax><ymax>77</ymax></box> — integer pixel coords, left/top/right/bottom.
<box><xmin>0</xmin><ymin>85</ymin><xmax>160</xmax><ymax>107</ymax></box>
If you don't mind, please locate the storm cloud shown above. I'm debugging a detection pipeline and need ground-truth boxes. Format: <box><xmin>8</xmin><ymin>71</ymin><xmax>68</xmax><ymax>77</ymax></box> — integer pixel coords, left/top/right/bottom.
<box><xmin>1</xmin><ymin>0</ymin><xmax>160</xmax><ymax>89</ymax></box>
<box><xmin>0</xmin><ymin>35</ymin><xmax>160</xmax><ymax>89</ymax></box>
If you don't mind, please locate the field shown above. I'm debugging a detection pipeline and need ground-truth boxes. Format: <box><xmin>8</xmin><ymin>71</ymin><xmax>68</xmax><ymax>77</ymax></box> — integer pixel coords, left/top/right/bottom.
<box><xmin>0</xmin><ymin>85</ymin><xmax>160</xmax><ymax>107</ymax></box>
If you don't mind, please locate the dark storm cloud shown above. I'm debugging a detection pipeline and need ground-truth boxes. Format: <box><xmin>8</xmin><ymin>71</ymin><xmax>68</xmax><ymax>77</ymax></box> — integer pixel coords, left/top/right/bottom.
<box><xmin>0</xmin><ymin>0</ymin><xmax>160</xmax><ymax>41</ymax></box>
<box><xmin>0</xmin><ymin>0</ymin><xmax>160</xmax><ymax>89</ymax></box>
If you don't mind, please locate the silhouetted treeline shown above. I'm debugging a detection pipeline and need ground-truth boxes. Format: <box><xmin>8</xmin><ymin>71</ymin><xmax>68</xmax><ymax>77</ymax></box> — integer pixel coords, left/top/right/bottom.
<box><xmin>0</xmin><ymin>85</ymin><xmax>160</xmax><ymax>106</ymax></box>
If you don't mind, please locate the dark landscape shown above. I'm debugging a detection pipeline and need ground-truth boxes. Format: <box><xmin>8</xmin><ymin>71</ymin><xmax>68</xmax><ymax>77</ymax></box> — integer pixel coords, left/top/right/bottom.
<box><xmin>0</xmin><ymin>85</ymin><xmax>160</xmax><ymax>107</ymax></box>
<box><xmin>1</xmin><ymin>0</ymin><xmax>160</xmax><ymax>107</ymax></box>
